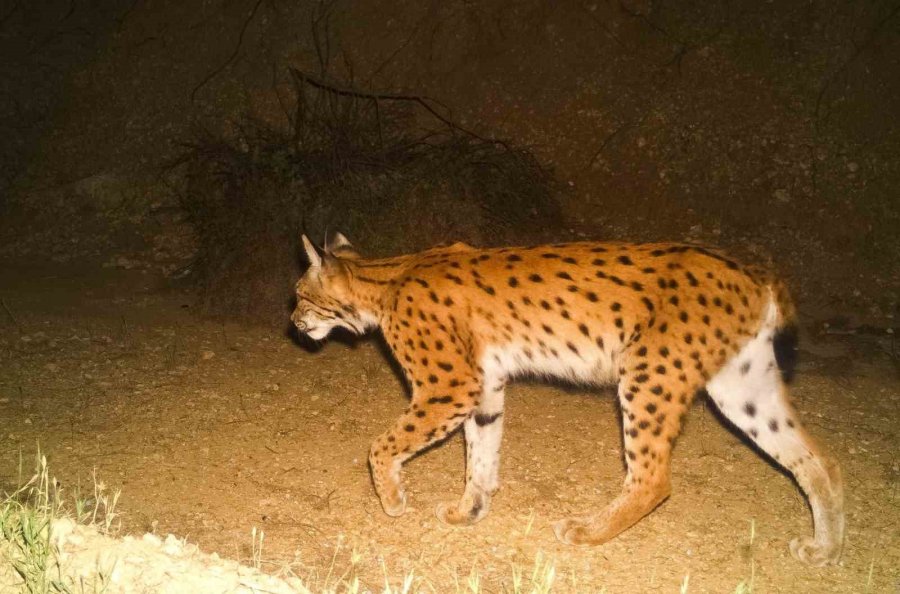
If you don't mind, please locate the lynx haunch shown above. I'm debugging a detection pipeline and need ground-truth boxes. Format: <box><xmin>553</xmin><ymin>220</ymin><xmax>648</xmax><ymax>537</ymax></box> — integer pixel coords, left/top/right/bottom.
<box><xmin>291</xmin><ymin>234</ymin><xmax>844</xmax><ymax>566</ymax></box>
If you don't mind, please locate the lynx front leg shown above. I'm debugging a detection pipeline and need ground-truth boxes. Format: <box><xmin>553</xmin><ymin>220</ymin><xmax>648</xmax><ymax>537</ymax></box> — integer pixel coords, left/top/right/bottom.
<box><xmin>436</xmin><ymin>378</ymin><xmax>505</xmax><ymax>525</ymax></box>
<box><xmin>369</xmin><ymin>377</ymin><xmax>481</xmax><ymax>517</ymax></box>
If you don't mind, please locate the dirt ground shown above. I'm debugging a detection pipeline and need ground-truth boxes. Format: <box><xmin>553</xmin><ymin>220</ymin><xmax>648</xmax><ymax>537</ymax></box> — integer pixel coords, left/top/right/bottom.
<box><xmin>1</xmin><ymin>253</ymin><xmax>898</xmax><ymax>592</ymax></box>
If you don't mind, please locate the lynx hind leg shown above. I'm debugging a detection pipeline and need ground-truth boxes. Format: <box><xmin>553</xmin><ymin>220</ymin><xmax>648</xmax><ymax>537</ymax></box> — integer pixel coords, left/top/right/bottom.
<box><xmin>555</xmin><ymin>342</ymin><xmax>703</xmax><ymax>545</ymax></box>
<box><xmin>436</xmin><ymin>377</ymin><xmax>505</xmax><ymax>526</ymax></box>
<box><xmin>706</xmin><ymin>319</ymin><xmax>844</xmax><ymax>566</ymax></box>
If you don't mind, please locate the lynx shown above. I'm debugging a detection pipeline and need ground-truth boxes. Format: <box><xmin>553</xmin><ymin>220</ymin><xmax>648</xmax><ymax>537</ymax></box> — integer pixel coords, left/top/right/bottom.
<box><xmin>291</xmin><ymin>233</ymin><xmax>844</xmax><ymax>566</ymax></box>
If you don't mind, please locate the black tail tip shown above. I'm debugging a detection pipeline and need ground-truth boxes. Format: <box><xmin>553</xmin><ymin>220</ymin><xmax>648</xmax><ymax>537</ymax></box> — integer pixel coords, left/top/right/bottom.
<box><xmin>773</xmin><ymin>323</ymin><xmax>799</xmax><ymax>383</ymax></box>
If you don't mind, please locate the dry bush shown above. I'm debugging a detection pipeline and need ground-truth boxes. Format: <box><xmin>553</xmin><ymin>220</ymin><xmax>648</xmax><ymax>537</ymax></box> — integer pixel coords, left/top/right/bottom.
<box><xmin>178</xmin><ymin>70</ymin><xmax>564</xmax><ymax>327</ymax></box>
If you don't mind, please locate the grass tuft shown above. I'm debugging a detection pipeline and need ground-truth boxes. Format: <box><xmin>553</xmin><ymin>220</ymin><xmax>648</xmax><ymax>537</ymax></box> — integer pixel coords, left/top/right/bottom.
<box><xmin>0</xmin><ymin>451</ymin><xmax>119</xmax><ymax>593</ymax></box>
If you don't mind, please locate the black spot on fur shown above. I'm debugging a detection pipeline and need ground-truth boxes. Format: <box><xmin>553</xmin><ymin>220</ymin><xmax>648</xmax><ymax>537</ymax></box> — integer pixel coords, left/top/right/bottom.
<box><xmin>474</xmin><ymin>412</ymin><xmax>502</xmax><ymax>426</ymax></box>
<box><xmin>773</xmin><ymin>323</ymin><xmax>799</xmax><ymax>383</ymax></box>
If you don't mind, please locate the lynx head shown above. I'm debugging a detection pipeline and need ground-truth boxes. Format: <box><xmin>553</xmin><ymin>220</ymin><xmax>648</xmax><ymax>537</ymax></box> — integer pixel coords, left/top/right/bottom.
<box><xmin>291</xmin><ymin>233</ymin><xmax>367</xmax><ymax>340</ymax></box>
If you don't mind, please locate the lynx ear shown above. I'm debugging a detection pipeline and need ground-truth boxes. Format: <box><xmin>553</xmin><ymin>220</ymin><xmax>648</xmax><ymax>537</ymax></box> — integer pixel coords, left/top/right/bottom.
<box><xmin>301</xmin><ymin>235</ymin><xmax>322</xmax><ymax>268</ymax></box>
<box><xmin>325</xmin><ymin>232</ymin><xmax>353</xmax><ymax>254</ymax></box>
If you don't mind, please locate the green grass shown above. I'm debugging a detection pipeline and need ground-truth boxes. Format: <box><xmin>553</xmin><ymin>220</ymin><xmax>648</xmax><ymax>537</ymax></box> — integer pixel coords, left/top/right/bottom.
<box><xmin>0</xmin><ymin>452</ymin><xmax>118</xmax><ymax>594</ymax></box>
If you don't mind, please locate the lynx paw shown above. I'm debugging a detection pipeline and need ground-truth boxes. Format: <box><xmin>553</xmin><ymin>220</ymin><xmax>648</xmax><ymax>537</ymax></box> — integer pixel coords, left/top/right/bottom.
<box><xmin>789</xmin><ymin>536</ymin><xmax>841</xmax><ymax>566</ymax></box>
<box><xmin>378</xmin><ymin>489</ymin><xmax>407</xmax><ymax>517</ymax></box>
<box><xmin>552</xmin><ymin>515</ymin><xmax>615</xmax><ymax>546</ymax></box>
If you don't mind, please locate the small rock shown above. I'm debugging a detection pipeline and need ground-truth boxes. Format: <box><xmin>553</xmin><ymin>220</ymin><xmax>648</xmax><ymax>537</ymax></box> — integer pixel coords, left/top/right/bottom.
<box><xmin>773</xmin><ymin>188</ymin><xmax>791</xmax><ymax>203</ymax></box>
<box><xmin>201</xmin><ymin>350</ymin><xmax>215</xmax><ymax>360</ymax></box>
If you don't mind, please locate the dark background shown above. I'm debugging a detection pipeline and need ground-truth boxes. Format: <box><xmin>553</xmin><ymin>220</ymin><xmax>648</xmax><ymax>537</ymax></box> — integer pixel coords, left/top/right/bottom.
<box><xmin>1</xmin><ymin>0</ymin><xmax>898</xmax><ymax>326</ymax></box>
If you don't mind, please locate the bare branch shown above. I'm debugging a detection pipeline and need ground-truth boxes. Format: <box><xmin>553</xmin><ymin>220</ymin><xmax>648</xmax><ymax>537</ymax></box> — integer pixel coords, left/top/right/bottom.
<box><xmin>190</xmin><ymin>0</ymin><xmax>266</xmax><ymax>104</ymax></box>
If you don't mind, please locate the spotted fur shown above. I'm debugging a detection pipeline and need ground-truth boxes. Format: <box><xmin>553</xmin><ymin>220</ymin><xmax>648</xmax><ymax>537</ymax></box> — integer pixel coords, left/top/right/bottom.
<box><xmin>291</xmin><ymin>234</ymin><xmax>844</xmax><ymax>566</ymax></box>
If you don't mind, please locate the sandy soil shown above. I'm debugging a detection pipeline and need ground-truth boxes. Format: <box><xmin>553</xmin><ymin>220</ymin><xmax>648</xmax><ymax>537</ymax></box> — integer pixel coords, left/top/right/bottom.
<box><xmin>1</xmin><ymin>257</ymin><xmax>898</xmax><ymax>593</ymax></box>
